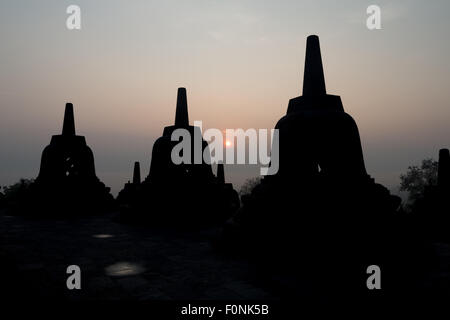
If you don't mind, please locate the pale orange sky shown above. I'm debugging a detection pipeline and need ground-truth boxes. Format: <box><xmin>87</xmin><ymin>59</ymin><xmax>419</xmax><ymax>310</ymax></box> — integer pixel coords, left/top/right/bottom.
<box><xmin>1</xmin><ymin>0</ymin><xmax>449</xmax><ymax>195</ymax></box>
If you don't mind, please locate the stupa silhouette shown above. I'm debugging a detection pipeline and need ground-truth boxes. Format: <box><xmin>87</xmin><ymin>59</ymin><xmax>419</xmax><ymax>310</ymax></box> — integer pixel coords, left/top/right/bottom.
<box><xmin>438</xmin><ymin>148</ymin><xmax>450</xmax><ymax>190</ymax></box>
<box><xmin>146</xmin><ymin>88</ymin><xmax>215</xmax><ymax>185</ymax></box>
<box><xmin>117</xmin><ymin>161</ymin><xmax>142</xmax><ymax>206</ymax></box>
<box><xmin>414</xmin><ymin>148</ymin><xmax>450</xmax><ymax>240</ymax></box>
<box><xmin>276</xmin><ymin>35</ymin><xmax>367</xmax><ymax>179</ymax></box>
<box><xmin>220</xmin><ymin>36</ymin><xmax>407</xmax><ymax>293</ymax></box>
<box><xmin>38</xmin><ymin>103</ymin><xmax>97</xmax><ymax>182</ymax></box>
<box><xmin>28</xmin><ymin>103</ymin><xmax>113</xmax><ymax>214</ymax></box>
<box><xmin>118</xmin><ymin>88</ymin><xmax>239</xmax><ymax>224</ymax></box>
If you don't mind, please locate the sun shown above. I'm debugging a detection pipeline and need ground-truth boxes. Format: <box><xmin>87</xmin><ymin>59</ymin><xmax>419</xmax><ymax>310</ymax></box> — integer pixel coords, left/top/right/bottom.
<box><xmin>225</xmin><ymin>140</ymin><xmax>232</xmax><ymax>147</ymax></box>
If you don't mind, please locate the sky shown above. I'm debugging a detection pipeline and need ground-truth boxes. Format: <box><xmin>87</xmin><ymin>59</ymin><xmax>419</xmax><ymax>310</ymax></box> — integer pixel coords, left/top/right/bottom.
<box><xmin>1</xmin><ymin>0</ymin><xmax>449</xmax><ymax>196</ymax></box>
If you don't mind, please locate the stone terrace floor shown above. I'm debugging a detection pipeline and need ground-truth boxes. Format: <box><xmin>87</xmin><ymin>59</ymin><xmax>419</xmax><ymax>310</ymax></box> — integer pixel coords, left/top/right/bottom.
<box><xmin>1</xmin><ymin>210</ymin><xmax>450</xmax><ymax>304</ymax></box>
<box><xmin>0</xmin><ymin>210</ymin><xmax>282</xmax><ymax>301</ymax></box>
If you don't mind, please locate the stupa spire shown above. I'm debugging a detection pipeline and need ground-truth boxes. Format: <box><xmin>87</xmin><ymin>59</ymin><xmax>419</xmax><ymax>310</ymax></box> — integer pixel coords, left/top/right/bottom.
<box><xmin>302</xmin><ymin>35</ymin><xmax>326</xmax><ymax>96</ymax></box>
<box><xmin>217</xmin><ymin>162</ymin><xmax>225</xmax><ymax>184</ymax></box>
<box><xmin>438</xmin><ymin>148</ymin><xmax>450</xmax><ymax>189</ymax></box>
<box><xmin>62</xmin><ymin>103</ymin><xmax>75</xmax><ymax>136</ymax></box>
<box><xmin>175</xmin><ymin>87</ymin><xmax>189</xmax><ymax>126</ymax></box>
<box><xmin>133</xmin><ymin>161</ymin><xmax>141</xmax><ymax>184</ymax></box>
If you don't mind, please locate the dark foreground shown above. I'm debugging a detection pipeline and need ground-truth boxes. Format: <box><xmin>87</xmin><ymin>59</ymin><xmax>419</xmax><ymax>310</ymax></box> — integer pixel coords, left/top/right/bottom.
<box><xmin>1</xmin><ymin>210</ymin><xmax>450</xmax><ymax>314</ymax></box>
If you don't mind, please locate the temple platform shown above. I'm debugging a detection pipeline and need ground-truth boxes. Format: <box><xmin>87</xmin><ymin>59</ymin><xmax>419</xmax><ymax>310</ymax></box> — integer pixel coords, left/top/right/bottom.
<box><xmin>1</xmin><ymin>210</ymin><xmax>449</xmax><ymax>305</ymax></box>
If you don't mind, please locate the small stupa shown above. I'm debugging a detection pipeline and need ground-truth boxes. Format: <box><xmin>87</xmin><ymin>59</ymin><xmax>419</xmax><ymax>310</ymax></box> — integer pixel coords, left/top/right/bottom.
<box><xmin>118</xmin><ymin>88</ymin><xmax>239</xmax><ymax>224</ymax></box>
<box><xmin>117</xmin><ymin>161</ymin><xmax>142</xmax><ymax>206</ymax></box>
<box><xmin>30</xmin><ymin>103</ymin><xmax>113</xmax><ymax>214</ymax></box>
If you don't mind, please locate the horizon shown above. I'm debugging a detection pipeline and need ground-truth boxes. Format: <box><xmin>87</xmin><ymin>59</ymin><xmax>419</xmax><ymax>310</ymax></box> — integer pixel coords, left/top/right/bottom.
<box><xmin>1</xmin><ymin>0</ymin><xmax>450</xmax><ymax>197</ymax></box>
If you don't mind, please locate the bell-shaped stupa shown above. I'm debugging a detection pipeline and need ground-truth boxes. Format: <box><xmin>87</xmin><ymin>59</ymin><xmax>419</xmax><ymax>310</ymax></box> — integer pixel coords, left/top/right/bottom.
<box><xmin>118</xmin><ymin>88</ymin><xmax>239</xmax><ymax>225</ymax></box>
<box><xmin>221</xmin><ymin>36</ymin><xmax>401</xmax><ymax>268</ymax></box>
<box><xmin>31</xmin><ymin>103</ymin><xmax>113</xmax><ymax>214</ymax></box>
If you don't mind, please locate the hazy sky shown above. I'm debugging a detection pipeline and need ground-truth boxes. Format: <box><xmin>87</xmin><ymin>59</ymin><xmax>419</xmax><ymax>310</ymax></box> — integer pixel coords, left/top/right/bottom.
<box><xmin>1</xmin><ymin>0</ymin><xmax>449</xmax><ymax>196</ymax></box>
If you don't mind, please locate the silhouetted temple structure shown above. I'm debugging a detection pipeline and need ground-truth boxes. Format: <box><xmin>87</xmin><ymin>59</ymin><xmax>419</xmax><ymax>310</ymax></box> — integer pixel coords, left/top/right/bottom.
<box><xmin>117</xmin><ymin>161</ymin><xmax>142</xmax><ymax>205</ymax></box>
<box><xmin>133</xmin><ymin>161</ymin><xmax>141</xmax><ymax>184</ymax></box>
<box><xmin>146</xmin><ymin>88</ymin><xmax>215</xmax><ymax>185</ymax></box>
<box><xmin>27</xmin><ymin>103</ymin><xmax>113</xmax><ymax>214</ymax></box>
<box><xmin>414</xmin><ymin>148</ymin><xmax>450</xmax><ymax>240</ymax></box>
<box><xmin>38</xmin><ymin>103</ymin><xmax>96</xmax><ymax>182</ymax></box>
<box><xmin>0</xmin><ymin>187</ymin><xmax>4</xmax><ymax>208</ymax></box>
<box><xmin>118</xmin><ymin>88</ymin><xmax>239</xmax><ymax>224</ymax></box>
<box><xmin>214</xmin><ymin>162</ymin><xmax>240</xmax><ymax>217</ymax></box>
<box><xmin>220</xmin><ymin>35</ymin><xmax>414</xmax><ymax>294</ymax></box>
<box><xmin>438</xmin><ymin>148</ymin><xmax>450</xmax><ymax>191</ymax></box>
<box><xmin>277</xmin><ymin>35</ymin><xmax>367</xmax><ymax>179</ymax></box>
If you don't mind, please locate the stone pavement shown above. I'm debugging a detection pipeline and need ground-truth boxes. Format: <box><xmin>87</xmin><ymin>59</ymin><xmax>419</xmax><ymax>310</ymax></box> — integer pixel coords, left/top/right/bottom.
<box><xmin>0</xmin><ymin>211</ymin><xmax>280</xmax><ymax>301</ymax></box>
<box><xmin>1</xmin><ymin>210</ymin><xmax>449</xmax><ymax>303</ymax></box>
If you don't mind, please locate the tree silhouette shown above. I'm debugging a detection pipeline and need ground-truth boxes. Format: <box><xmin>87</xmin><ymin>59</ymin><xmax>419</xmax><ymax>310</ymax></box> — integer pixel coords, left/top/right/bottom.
<box><xmin>239</xmin><ymin>177</ymin><xmax>261</xmax><ymax>197</ymax></box>
<box><xmin>400</xmin><ymin>158</ymin><xmax>438</xmax><ymax>203</ymax></box>
<box><xmin>2</xmin><ymin>179</ymin><xmax>34</xmax><ymax>207</ymax></box>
